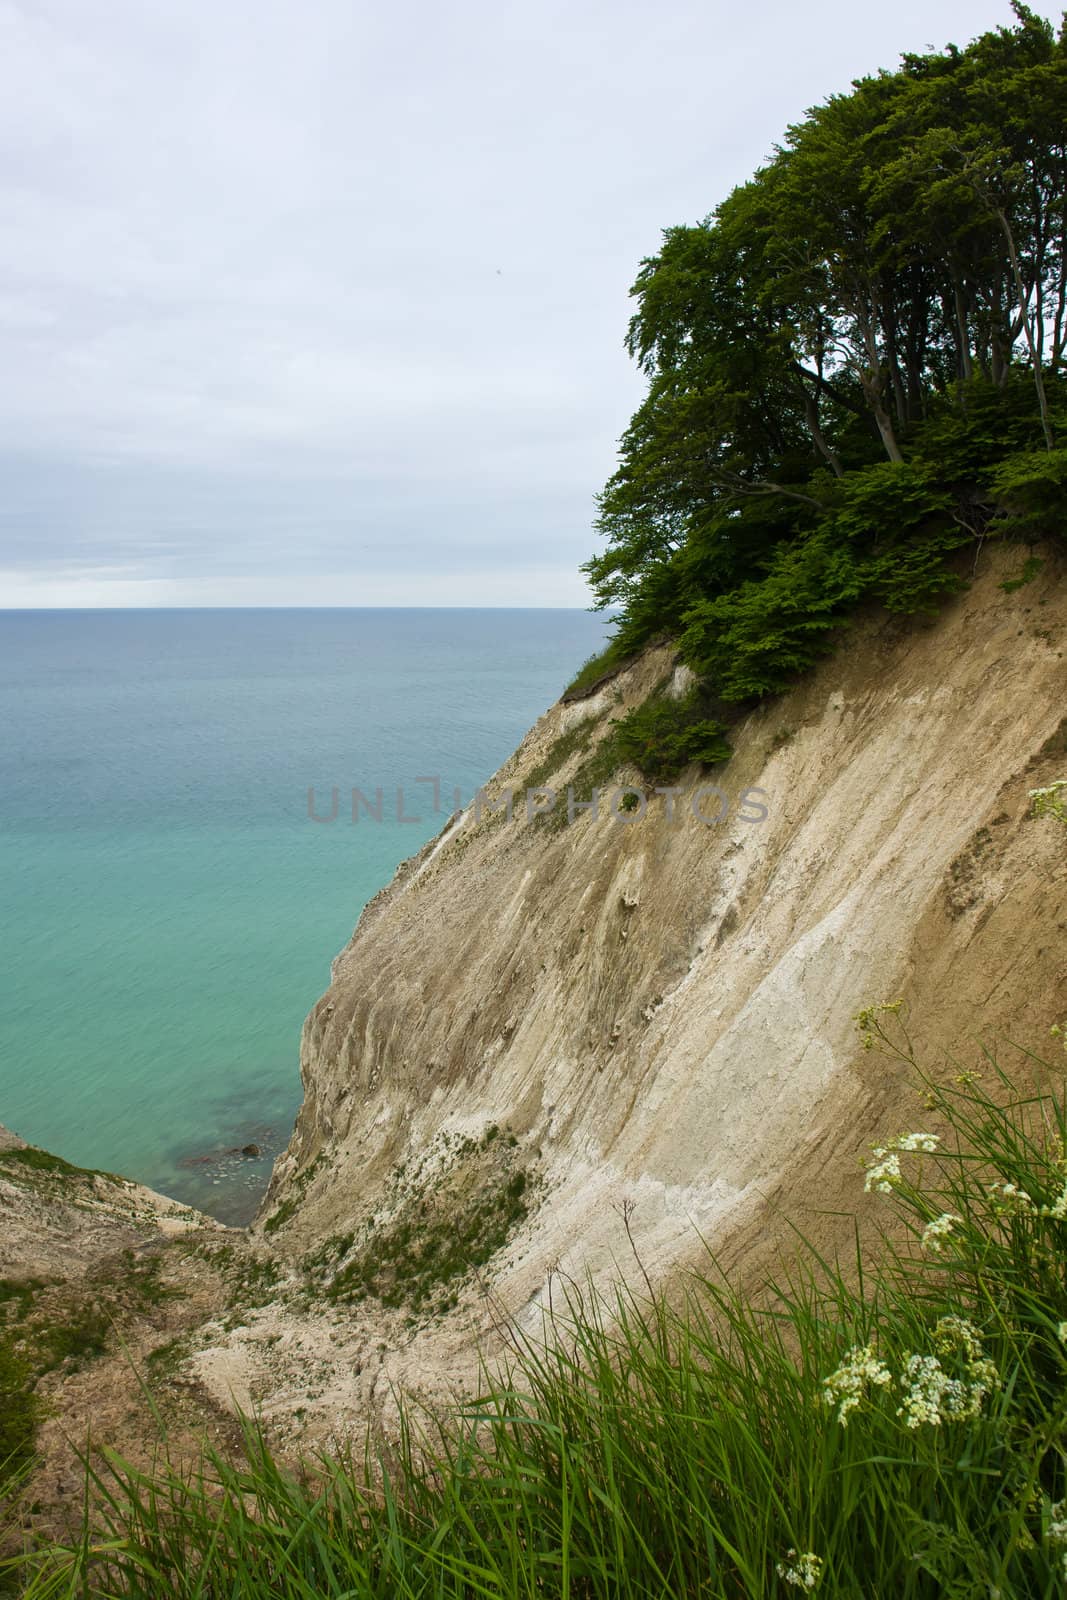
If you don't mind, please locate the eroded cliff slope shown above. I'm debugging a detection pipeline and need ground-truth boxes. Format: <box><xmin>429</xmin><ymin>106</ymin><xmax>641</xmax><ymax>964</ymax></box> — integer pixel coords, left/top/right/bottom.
<box><xmin>199</xmin><ymin>547</ymin><xmax>1065</xmax><ymax>1441</ymax></box>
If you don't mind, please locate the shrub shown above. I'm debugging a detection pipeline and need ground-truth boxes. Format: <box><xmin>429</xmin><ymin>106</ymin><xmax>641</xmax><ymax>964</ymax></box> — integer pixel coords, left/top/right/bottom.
<box><xmin>612</xmin><ymin>689</ymin><xmax>731</xmax><ymax>782</ymax></box>
<box><xmin>988</xmin><ymin>448</ymin><xmax>1067</xmax><ymax>539</ymax></box>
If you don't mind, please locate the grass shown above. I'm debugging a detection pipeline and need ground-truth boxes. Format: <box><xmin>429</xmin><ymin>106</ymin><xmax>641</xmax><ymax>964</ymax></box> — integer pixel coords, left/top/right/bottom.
<box><xmin>562</xmin><ymin>639</ymin><xmax>634</xmax><ymax>700</ymax></box>
<box><xmin>0</xmin><ymin>1338</ymin><xmax>41</xmax><ymax>1480</ymax></box>
<box><xmin>520</xmin><ymin>719</ymin><xmax>599</xmax><ymax>794</ymax></box>
<box><xmin>0</xmin><ymin>1149</ymin><xmax>94</xmax><ymax>1180</ymax></box>
<box><xmin>262</xmin><ymin>1195</ymin><xmax>300</xmax><ymax>1235</ymax></box>
<box><xmin>528</xmin><ymin>731</ymin><xmax>632</xmax><ymax>834</ymax></box>
<box><xmin>8</xmin><ymin>1023</ymin><xmax>1067</xmax><ymax>1595</ymax></box>
<box><xmin>0</xmin><ymin>1280</ymin><xmax>48</xmax><ymax>1321</ymax></box>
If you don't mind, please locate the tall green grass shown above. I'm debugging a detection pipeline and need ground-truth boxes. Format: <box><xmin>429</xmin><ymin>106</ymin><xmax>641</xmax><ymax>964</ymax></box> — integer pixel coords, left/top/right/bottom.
<box><xmin>7</xmin><ymin>1024</ymin><xmax>1067</xmax><ymax>1597</ymax></box>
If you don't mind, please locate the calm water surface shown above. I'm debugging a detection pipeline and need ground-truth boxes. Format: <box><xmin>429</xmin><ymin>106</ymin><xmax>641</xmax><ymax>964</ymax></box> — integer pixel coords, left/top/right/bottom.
<box><xmin>0</xmin><ymin>608</ymin><xmax>607</xmax><ymax>1220</ymax></box>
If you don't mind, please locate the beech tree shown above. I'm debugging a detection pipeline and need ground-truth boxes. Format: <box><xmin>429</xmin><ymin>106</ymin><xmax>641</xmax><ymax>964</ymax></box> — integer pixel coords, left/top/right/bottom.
<box><xmin>585</xmin><ymin>4</ymin><xmax>1067</xmax><ymax>713</ymax></box>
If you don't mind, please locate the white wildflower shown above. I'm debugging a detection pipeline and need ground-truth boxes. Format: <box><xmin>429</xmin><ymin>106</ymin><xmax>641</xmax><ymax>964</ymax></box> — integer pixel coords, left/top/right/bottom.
<box><xmin>822</xmin><ymin>1344</ymin><xmax>892</xmax><ymax>1426</ymax></box>
<box><xmin>921</xmin><ymin>1213</ymin><xmax>960</xmax><ymax>1253</ymax></box>
<box><xmin>864</xmin><ymin>1149</ymin><xmax>902</xmax><ymax>1194</ymax></box>
<box><xmin>776</xmin><ymin>1549</ymin><xmax>824</xmax><ymax>1590</ymax></box>
<box><xmin>988</xmin><ymin>1180</ymin><xmax>1035</xmax><ymax>1214</ymax></box>
<box><xmin>897</xmin><ymin>1355</ymin><xmax>966</xmax><ymax>1428</ymax></box>
<box><xmin>863</xmin><ymin>1132</ymin><xmax>941</xmax><ymax>1195</ymax></box>
<box><xmin>897</xmin><ymin>1320</ymin><xmax>998</xmax><ymax>1428</ymax></box>
<box><xmin>1041</xmin><ymin>1181</ymin><xmax>1067</xmax><ymax>1220</ymax></box>
<box><xmin>932</xmin><ymin>1316</ymin><xmax>984</xmax><ymax>1363</ymax></box>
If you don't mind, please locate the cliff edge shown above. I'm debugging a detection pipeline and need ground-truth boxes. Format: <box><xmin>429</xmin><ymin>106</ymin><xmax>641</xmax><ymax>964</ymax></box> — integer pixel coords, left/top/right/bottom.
<box><xmin>205</xmin><ymin>544</ymin><xmax>1067</xmax><ymax>1442</ymax></box>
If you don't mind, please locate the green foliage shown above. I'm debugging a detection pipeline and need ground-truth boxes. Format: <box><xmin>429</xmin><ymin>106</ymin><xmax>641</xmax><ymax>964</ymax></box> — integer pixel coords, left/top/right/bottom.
<box><xmin>32</xmin><ymin>1308</ymin><xmax>110</xmax><ymax>1373</ymax></box>
<box><xmin>16</xmin><ymin>1037</ymin><xmax>1067</xmax><ymax>1598</ymax></box>
<box><xmin>680</xmin><ymin>532</ymin><xmax>866</xmax><ymax>698</ymax></box>
<box><xmin>562</xmin><ymin>638</ymin><xmax>634</xmax><ymax>699</ymax></box>
<box><xmin>262</xmin><ymin>1154</ymin><xmax>329</xmax><ymax>1234</ymax></box>
<box><xmin>0</xmin><ymin>1148</ymin><xmax>92</xmax><ymax>1180</ymax></box>
<box><xmin>0</xmin><ymin>1336</ymin><xmax>39</xmax><ymax>1479</ymax></box>
<box><xmin>520</xmin><ymin>719</ymin><xmax>596</xmax><ymax>792</ymax></box>
<box><xmin>989</xmin><ymin>449</ymin><xmax>1067</xmax><ymax>538</ymax></box>
<box><xmin>326</xmin><ymin>1170</ymin><xmax>529</xmax><ymax>1316</ymax></box>
<box><xmin>0</xmin><ymin>1280</ymin><xmax>47</xmax><ymax>1321</ymax></box>
<box><xmin>612</xmin><ymin>690</ymin><xmax>731</xmax><ymax>782</ymax></box>
<box><xmin>1031</xmin><ymin>779</ymin><xmax>1067</xmax><ymax>826</ymax></box>
<box><xmin>581</xmin><ymin>10</ymin><xmax>1067</xmax><ymax>706</ymax></box>
<box><xmin>297</xmin><ymin>1128</ymin><xmax>533</xmax><ymax>1318</ymax></box>
<box><xmin>325</xmin><ymin>1155</ymin><xmax>531</xmax><ymax>1316</ymax></box>
<box><xmin>263</xmin><ymin>1196</ymin><xmax>299</xmax><ymax>1235</ymax></box>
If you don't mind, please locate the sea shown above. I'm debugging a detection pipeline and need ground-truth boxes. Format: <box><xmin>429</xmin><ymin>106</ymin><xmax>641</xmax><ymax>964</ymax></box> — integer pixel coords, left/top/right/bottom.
<box><xmin>0</xmin><ymin>608</ymin><xmax>608</xmax><ymax>1222</ymax></box>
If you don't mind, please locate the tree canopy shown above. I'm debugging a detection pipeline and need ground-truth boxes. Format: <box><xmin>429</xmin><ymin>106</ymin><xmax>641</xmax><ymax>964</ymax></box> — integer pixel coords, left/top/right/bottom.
<box><xmin>583</xmin><ymin>5</ymin><xmax>1067</xmax><ymax>731</ymax></box>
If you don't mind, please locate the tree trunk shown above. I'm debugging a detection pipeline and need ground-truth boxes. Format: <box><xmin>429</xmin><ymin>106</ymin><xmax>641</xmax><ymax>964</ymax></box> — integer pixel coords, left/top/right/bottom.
<box><xmin>801</xmin><ymin>389</ymin><xmax>843</xmax><ymax>477</ymax></box>
<box><xmin>953</xmin><ymin>285</ymin><xmax>974</xmax><ymax>381</ymax></box>
<box><xmin>997</xmin><ymin>206</ymin><xmax>1055</xmax><ymax>450</ymax></box>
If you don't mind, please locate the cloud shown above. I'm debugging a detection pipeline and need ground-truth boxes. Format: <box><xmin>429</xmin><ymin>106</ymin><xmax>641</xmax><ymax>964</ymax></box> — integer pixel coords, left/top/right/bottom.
<box><xmin>0</xmin><ymin>0</ymin><xmax>1056</xmax><ymax>605</ymax></box>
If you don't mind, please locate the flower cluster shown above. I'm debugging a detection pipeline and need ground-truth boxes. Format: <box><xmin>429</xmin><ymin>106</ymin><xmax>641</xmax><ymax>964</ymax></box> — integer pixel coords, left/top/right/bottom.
<box><xmin>987</xmin><ymin>1180</ymin><xmax>1035</xmax><ymax>1215</ymax></box>
<box><xmin>776</xmin><ymin>1550</ymin><xmax>824</xmax><ymax>1590</ymax></box>
<box><xmin>822</xmin><ymin>1344</ymin><xmax>892</xmax><ymax>1425</ymax></box>
<box><xmin>864</xmin><ymin>1132</ymin><xmax>940</xmax><ymax>1193</ymax></box>
<box><xmin>897</xmin><ymin>1319</ymin><xmax>999</xmax><ymax>1429</ymax></box>
<box><xmin>921</xmin><ymin>1212</ymin><xmax>960</xmax><ymax>1253</ymax></box>
<box><xmin>864</xmin><ymin>1150</ymin><xmax>902</xmax><ymax>1193</ymax></box>
<box><xmin>1040</xmin><ymin>1181</ymin><xmax>1067</xmax><ymax>1220</ymax></box>
<box><xmin>932</xmin><ymin>1315</ymin><xmax>986</xmax><ymax>1366</ymax></box>
<box><xmin>823</xmin><ymin>1320</ymin><xmax>998</xmax><ymax>1431</ymax></box>
<box><xmin>896</xmin><ymin>1132</ymin><xmax>940</xmax><ymax>1153</ymax></box>
<box><xmin>898</xmin><ymin>1356</ymin><xmax>977</xmax><ymax>1428</ymax></box>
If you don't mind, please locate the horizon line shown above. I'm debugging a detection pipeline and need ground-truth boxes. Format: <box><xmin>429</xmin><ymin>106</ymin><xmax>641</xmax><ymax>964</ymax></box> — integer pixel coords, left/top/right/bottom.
<box><xmin>0</xmin><ymin>603</ymin><xmax>611</xmax><ymax>614</ymax></box>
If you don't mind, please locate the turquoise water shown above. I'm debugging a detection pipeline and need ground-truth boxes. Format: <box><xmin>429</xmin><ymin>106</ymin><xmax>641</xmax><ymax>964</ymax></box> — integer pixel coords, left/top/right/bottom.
<box><xmin>0</xmin><ymin>609</ymin><xmax>606</xmax><ymax>1221</ymax></box>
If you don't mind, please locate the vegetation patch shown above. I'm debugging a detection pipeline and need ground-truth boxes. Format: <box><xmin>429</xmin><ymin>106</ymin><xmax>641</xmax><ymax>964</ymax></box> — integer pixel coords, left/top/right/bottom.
<box><xmin>306</xmin><ymin>1125</ymin><xmax>533</xmax><ymax>1317</ymax></box>
<box><xmin>0</xmin><ymin>1279</ymin><xmax>49</xmax><ymax>1322</ymax></box>
<box><xmin>262</xmin><ymin>1153</ymin><xmax>329</xmax><ymax>1235</ymax></box>
<box><xmin>519</xmin><ymin>719</ymin><xmax>598</xmax><ymax>793</ymax></box>
<box><xmin>561</xmin><ymin>638</ymin><xmax>636</xmax><ymax>700</ymax></box>
<box><xmin>262</xmin><ymin>1196</ymin><xmax>299</xmax><ymax>1236</ymax></box>
<box><xmin>524</xmin><ymin>682</ymin><xmax>734</xmax><ymax>818</ymax></box>
<box><xmin>611</xmin><ymin>688</ymin><xmax>732</xmax><ymax>783</ymax></box>
<box><xmin>0</xmin><ymin>1147</ymin><xmax>98</xmax><ymax>1182</ymax></box>
<box><xmin>0</xmin><ymin>1335</ymin><xmax>41</xmax><ymax>1480</ymax></box>
<box><xmin>0</xmin><ymin>1248</ymin><xmax>182</xmax><ymax>1464</ymax></box>
<box><xmin>1000</xmin><ymin>554</ymin><xmax>1046</xmax><ymax>593</ymax></box>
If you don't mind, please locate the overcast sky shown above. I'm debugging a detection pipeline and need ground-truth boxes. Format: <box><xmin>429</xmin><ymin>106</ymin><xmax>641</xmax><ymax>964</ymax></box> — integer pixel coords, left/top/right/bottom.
<box><xmin>0</xmin><ymin>0</ymin><xmax>1059</xmax><ymax>607</ymax></box>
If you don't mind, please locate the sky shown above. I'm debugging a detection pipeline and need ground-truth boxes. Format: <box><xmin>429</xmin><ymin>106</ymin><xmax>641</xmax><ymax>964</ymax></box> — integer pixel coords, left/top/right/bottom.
<box><xmin>0</xmin><ymin>0</ymin><xmax>1061</xmax><ymax>608</ymax></box>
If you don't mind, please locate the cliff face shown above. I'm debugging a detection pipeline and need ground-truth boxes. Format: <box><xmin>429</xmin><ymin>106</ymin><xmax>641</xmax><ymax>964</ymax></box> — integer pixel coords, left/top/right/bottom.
<box><xmin>7</xmin><ymin>550</ymin><xmax>1065</xmax><ymax>1495</ymax></box>
<box><xmin>243</xmin><ymin>546</ymin><xmax>1065</xmax><ymax>1417</ymax></box>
